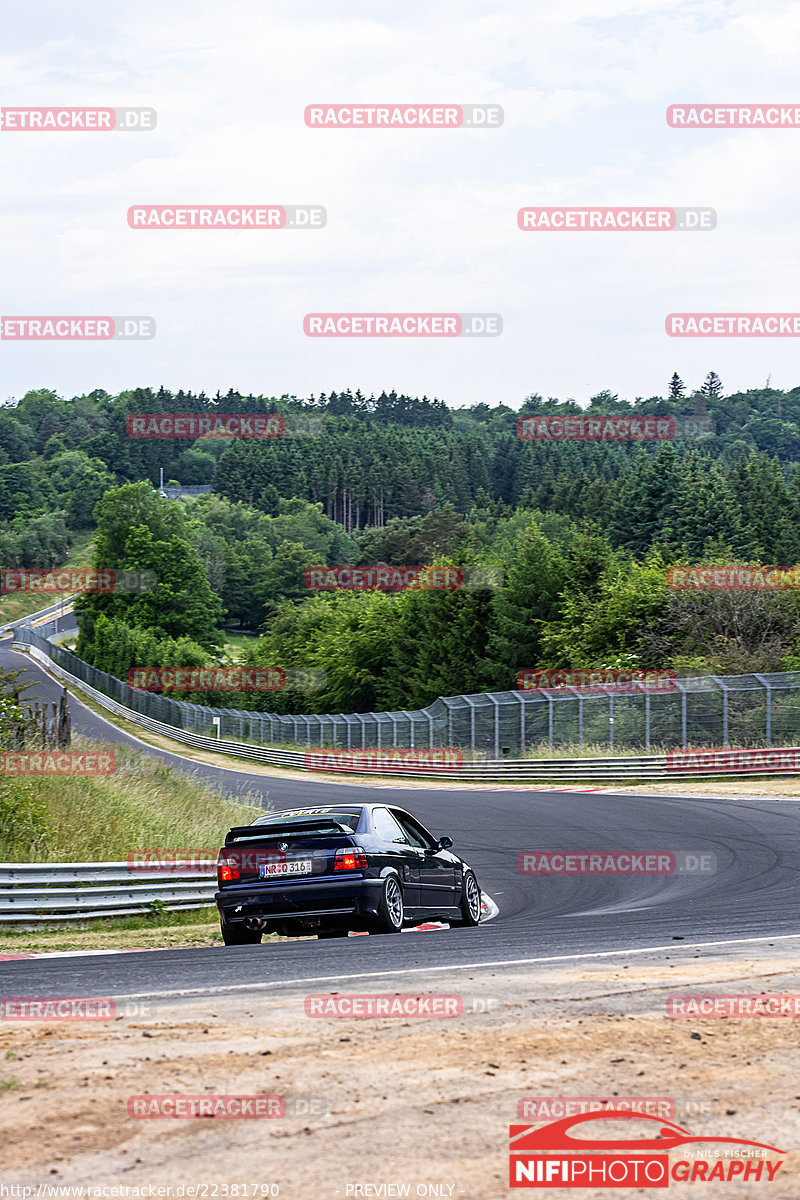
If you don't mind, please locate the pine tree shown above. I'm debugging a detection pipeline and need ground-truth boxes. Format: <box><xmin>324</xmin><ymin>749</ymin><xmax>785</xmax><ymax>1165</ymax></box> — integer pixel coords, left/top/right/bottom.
<box><xmin>668</xmin><ymin>373</ymin><xmax>685</xmax><ymax>399</ymax></box>
<box><xmin>700</xmin><ymin>371</ymin><xmax>724</xmax><ymax>398</ymax></box>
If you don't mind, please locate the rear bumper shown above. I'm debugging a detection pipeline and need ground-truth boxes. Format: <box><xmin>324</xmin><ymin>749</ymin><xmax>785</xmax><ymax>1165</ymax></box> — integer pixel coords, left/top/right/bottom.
<box><xmin>215</xmin><ymin>876</ymin><xmax>383</xmax><ymax>928</ymax></box>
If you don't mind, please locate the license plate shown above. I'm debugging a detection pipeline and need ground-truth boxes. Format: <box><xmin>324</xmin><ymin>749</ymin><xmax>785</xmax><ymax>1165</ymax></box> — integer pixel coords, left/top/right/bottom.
<box><xmin>259</xmin><ymin>859</ymin><xmax>313</xmax><ymax>878</ymax></box>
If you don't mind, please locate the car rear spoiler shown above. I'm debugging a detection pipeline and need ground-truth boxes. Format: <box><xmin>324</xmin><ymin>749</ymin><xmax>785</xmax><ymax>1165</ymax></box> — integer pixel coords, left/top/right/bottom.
<box><xmin>225</xmin><ymin>818</ymin><xmax>348</xmax><ymax>845</ymax></box>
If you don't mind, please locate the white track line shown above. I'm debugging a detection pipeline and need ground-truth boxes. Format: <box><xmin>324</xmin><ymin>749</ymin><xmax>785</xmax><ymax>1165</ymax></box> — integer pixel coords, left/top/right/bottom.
<box><xmin>2</xmin><ymin>893</ymin><xmax>500</xmax><ymax>959</ymax></box>
<box><xmin>88</xmin><ymin>932</ymin><xmax>800</xmax><ymax>1003</ymax></box>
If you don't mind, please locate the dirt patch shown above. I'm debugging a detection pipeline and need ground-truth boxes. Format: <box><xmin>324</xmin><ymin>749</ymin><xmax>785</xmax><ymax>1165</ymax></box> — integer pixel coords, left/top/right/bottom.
<box><xmin>1</xmin><ymin>948</ymin><xmax>799</xmax><ymax>1196</ymax></box>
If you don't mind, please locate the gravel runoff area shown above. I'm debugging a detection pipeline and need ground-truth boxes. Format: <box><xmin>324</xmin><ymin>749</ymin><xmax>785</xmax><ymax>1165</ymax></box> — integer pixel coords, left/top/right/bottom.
<box><xmin>1</xmin><ymin>939</ymin><xmax>799</xmax><ymax>1198</ymax></box>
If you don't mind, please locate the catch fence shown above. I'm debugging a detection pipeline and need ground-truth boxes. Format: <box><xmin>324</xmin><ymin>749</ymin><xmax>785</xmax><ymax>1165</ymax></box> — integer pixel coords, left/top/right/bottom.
<box><xmin>11</xmin><ymin>625</ymin><xmax>800</xmax><ymax>754</ymax></box>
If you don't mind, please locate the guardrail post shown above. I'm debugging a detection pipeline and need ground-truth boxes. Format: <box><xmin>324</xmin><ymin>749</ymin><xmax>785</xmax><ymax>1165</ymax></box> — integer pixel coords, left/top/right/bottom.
<box><xmin>675</xmin><ymin>681</ymin><xmax>687</xmax><ymax>747</ymax></box>
<box><xmin>564</xmin><ymin>686</ymin><xmax>583</xmax><ymax>747</ymax></box>
<box><xmin>402</xmin><ymin>711</ymin><xmax>415</xmax><ymax>749</ymax></box>
<box><xmin>709</xmin><ymin>676</ymin><xmax>729</xmax><ymax>747</ymax></box>
<box><xmin>753</xmin><ymin>674</ymin><xmax>772</xmax><ymax>747</ymax></box>
<box><xmin>598</xmin><ymin>686</ymin><xmax>614</xmax><ymax>750</ymax></box>
<box><xmin>632</xmin><ymin>681</ymin><xmax>650</xmax><ymax>750</ymax></box>
<box><xmin>548</xmin><ymin>694</ymin><xmax>554</xmax><ymax>747</ymax></box>
<box><xmin>428</xmin><ymin>711</ymin><xmax>434</xmax><ymax>749</ymax></box>
<box><xmin>517</xmin><ymin>692</ymin><xmax>525</xmax><ymax>753</ymax></box>
<box><xmin>489</xmin><ymin>695</ymin><xmax>500</xmax><ymax>758</ymax></box>
<box><xmin>463</xmin><ymin>696</ymin><xmax>477</xmax><ymax>751</ymax></box>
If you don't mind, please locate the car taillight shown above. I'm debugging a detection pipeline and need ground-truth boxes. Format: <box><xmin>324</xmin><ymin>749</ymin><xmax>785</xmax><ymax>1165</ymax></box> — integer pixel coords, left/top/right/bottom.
<box><xmin>334</xmin><ymin>846</ymin><xmax>367</xmax><ymax>871</ymax></box>
<box><xmin>217</xmin><ymin>854</ymin><xmax>240</xmax><ymax>884</ymax></box>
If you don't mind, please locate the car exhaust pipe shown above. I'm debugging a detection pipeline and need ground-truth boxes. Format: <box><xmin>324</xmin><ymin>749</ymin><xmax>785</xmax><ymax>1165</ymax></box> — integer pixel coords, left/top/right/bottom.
<box><xmin>244</xmin><ymin>916</ymin><xmax>267</xmax><ymax>931</ymax></box>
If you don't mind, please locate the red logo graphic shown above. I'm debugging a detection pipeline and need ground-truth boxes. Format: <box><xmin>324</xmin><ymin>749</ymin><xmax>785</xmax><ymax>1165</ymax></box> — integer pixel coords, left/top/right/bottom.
<box><xmin>509</xmin><ymin>1111</ymin><xmax>784</xmax><ymax>1187</ymax></box>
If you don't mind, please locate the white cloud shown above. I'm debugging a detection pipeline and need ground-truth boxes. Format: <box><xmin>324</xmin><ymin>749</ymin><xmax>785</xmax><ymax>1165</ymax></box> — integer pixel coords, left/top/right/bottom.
<box><xmin>1</xmin><ymin>0</ymin><xmax>799</xmax><ymax>406</ymax></box>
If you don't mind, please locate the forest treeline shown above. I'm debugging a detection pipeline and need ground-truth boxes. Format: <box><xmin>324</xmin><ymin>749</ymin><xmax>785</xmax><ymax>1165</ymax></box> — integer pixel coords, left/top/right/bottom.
<box><xmin>6</xmin><ymin>378</ymin><xmax>800</xmax><ymax>714</ymax></box>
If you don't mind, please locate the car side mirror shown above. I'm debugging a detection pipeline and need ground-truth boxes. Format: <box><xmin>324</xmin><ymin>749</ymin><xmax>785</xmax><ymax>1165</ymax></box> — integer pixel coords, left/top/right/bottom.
<box><xmin>436</xmin><ymin>836</ymin><xmax>453</xmax><ymax>851</ymax></box>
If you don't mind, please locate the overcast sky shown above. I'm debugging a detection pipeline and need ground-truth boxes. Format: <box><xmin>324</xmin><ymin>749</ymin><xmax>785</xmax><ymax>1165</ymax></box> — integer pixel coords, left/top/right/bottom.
<box><xmin>2</xmin><ymin>0</ymin><xmax>800</xmax><ymax>410</ymax></box>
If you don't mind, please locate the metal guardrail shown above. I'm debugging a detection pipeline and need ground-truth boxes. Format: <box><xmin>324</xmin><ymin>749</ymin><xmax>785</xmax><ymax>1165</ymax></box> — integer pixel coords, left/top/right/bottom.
<box><xmin>12</xmin><ymin>640</ymin><xmax>800</xmax><ymax>784</ymax></box>
<box><xmin>0</xmin><ymin>595</ymin><xmax>76</xmax><ymax>637</ymax></box>
<box><xmin>0</xmin><ymin>861</ymin><xmax>216</xmax><ymax>924</ymax></box>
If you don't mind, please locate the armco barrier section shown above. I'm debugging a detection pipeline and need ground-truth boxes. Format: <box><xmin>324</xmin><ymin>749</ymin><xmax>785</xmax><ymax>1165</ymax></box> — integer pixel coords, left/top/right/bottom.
<box><xmin>0</xmin><ymin>862</ymin><xmax>216</xmax><ymax>924</ymax></box>
<box><xmin>12</xmin><ymin>638</ymin><xmax>800</xmax><ymax>784</ymax></box>
<box><xmin>0</xmin><ymin>595</ymin><xmax>77</xmax><ymax>637</ymax></box>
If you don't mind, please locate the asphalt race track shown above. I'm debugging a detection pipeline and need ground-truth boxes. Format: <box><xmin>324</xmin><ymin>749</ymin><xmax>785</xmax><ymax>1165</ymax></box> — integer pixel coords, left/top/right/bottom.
<box><xmin>2</xmin><ymin>630</ymin><xmax>800</xmax><ymax>1000</ymax></box>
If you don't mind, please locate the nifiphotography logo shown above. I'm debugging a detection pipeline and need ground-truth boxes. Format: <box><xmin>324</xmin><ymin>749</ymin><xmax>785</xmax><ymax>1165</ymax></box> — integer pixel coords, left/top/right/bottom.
<box><xmin>509</xmin><ymin>1111</ymin><xmax>784</xmax><ymax>1187</ymax></box>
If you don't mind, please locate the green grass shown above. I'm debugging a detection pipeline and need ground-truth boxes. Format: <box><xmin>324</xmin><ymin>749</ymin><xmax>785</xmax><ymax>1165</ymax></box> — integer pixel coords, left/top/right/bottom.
<box><xmin>0</xmin><ymin>908</ymin><xmax>225</xmax><ymax>954</ymax></box>
<box><xmin>222</xmin><ymin>631</ymin><xmax>259</xmax><ymax>659</ymax></box>
<box><xmin>0</xmin><ymin>738</ymin><xmax>266</xmax><ymax>949</ymax></box>
<box><xmin>0</xmin><ymin>734</ymin><xmax>262</xmax><ymax>861</ymax></box>
<box><xmin>521</xmin><ymin>741</ymin><xmax>674</xmax><ymax>759</ymax></box>
<box><xmin>0</xmin><ymin>530</ymin><xmax>95</xmax><ymax>625</ymax></box>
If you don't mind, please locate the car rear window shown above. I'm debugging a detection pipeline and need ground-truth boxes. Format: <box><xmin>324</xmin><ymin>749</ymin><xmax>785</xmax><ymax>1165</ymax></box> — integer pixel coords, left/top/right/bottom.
<box><xmin>254</xmin><ymin>809</ymin><xmax>361</xmax><ymax>833</ymax></box>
